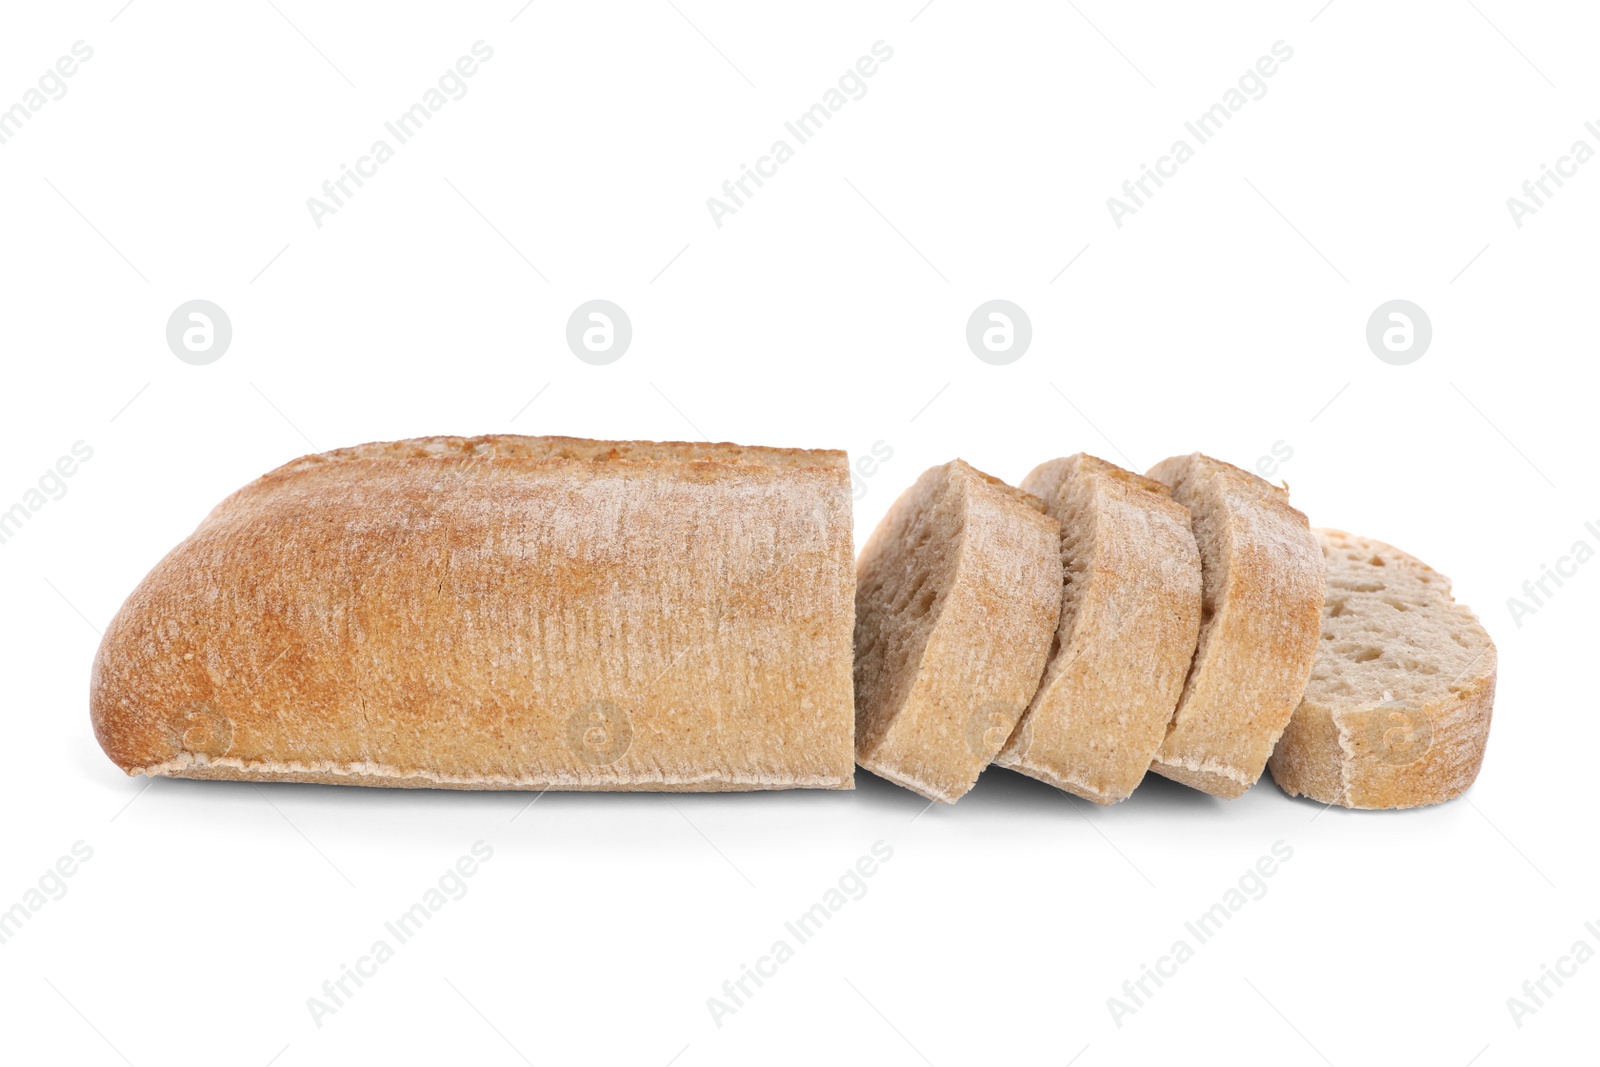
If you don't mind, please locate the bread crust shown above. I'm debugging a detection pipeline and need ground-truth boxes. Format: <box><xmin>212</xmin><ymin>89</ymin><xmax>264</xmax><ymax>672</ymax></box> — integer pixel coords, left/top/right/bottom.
<box><xmin>853</xmin><ymin>460</ymin><xmax>1061</xmax><ymax>802</ymax></box>
<box><xmin>996</xmin><ymin>455</ymin><xmax>1201</xmax><ymax>804</ymax></box>
<box><xmin>1145</xmin><ymin>453</ymin><xmax>1324</xmax><ymax>798</ymax></box>
<box><xmin>90</xmin><ymin>435</ymin><xmax>856</xmax><ymax>791</ymax></box>
<box><xmin>1268</xmin><ymin>530</ymin><xmax>1496</xmax><ymax>809</ymax></box>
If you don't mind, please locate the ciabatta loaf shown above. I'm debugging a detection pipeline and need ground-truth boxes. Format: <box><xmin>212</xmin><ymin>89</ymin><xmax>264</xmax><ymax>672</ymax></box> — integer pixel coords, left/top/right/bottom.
<box><xmin>1269</xmin><ymin>529</ymin><xmax>1496</xmax><ymax>809</ymax></box>
<box><xmin>90</xmin><ymin>435</ymin><xmax>856</xmax><ymax>791</ymax></box>
<box><xmin>853</xmin><ymin>460</ymin><xmax>1060</xmax><ymax>803</ymax></box>
<box><xmin>1145</xmin><ymin>453</ymin><xmax>1324</xmax><ymax>798</ymax></box>
<box><xmin>996</xmin><ymin>455</ymin><xmax>1201</xmax><ymax>804</ymax></box>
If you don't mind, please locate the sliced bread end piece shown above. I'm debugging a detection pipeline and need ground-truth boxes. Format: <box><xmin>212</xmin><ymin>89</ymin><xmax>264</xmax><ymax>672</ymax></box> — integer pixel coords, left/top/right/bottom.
<box><xmin>1268</xmin><ymin>529</ymin><xmax>1496</xmax><ymax>809</ymax></box>
<box><xmin>995</xmin><ymin>454</ymin><xmax>1201</xmax><ymax>805</ymax></box>
<box><xmin>854</xmin><ymin>460</ymin><xmax>1061</xmax><ymax>803</ymax></box>
<box><xmin>1145</xmin><ymin>453</ymin><xmax>1325</xmax><ymax>799</ymax></box>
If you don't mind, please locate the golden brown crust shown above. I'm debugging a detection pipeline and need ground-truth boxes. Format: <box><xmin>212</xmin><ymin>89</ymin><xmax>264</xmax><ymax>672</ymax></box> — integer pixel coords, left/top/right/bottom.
<box><xmin>264</xmin><ymin>434</ymin><xmax>845</xmax><ymax>476</ymax></box>
<box><xmin>90</xmin><ymin>435</ymin><xmax>856</xmax><ymax>791</ymax></box>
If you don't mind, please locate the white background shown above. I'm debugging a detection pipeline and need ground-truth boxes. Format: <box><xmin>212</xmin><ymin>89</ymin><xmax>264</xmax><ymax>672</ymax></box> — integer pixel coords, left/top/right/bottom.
<box><xmin>1</xmin><ymin>1</ymin><xmax>1596</xmax><ymax>1064</ymax></box>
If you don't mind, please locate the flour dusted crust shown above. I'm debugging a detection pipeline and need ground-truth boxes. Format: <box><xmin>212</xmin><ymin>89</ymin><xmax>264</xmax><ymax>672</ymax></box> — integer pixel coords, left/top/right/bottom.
<box><xmin>995</xmin><ymin>455</ymin><xmax>1201</xmax><ymax>804</ymax></box>
<box><xmin>853</xmin><ymin>460</ymin><xmax>1061</xmax><ymax>803</ymax></box>
<box><xmin>1145</xmin><ymin>453</ymin><xmax>1324</xmax><ymax>799</ymax></box>
<box><xmin>90</xmin><ymin>435</ymin><xmax>856</xmax><ymax>791</ymax></box>
<box><xmin>1268</xmin><ymin>530</ymin><xmax>1496</xmax><ymax>809</ymax></box>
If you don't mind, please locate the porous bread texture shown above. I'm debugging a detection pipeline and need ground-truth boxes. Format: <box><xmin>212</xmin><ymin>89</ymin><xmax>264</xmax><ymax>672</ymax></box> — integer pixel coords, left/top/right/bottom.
<box><xmin>995</xmin><ymin>454</ymin><xmax>1201</xmax><ymax>805</ymax></box>
<box><xmin>1269</xmin><ymin>529</ymin><xmax>1496</xmax><ymax>809</ymax></box>
<box><xmin>853</xmin><ymin>460</ymin><xmax>1061</xmax><ymax>803</ymax></box>
<box><xmin>90</xmin><ymin>434</ymin><xmax>857</xmax><ymax>791</ymax></box>
<box><xmin>1145</xmin><ymin>453</ymin><xmax>1324</xmax><ymax>798</ymax></box>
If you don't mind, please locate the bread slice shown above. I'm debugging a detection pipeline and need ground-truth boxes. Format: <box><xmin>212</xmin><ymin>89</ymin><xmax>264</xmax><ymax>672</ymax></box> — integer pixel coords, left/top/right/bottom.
<box><xmin>1268</xmin><ymin>529</ymin><xmax>1496</xmax><ymax>809</ymax></box>
<box><xmin>853</xmin><ymin>460</ymin><xmax>1061</xmax><ymax>803</ymax></box>
<box><xmin>1145</xmin><ymin>453</ymin><xmax>1324</xmax><ymax>798</ymax></box>
<box><xmin>90</xmin><ymin>435</ymin><xmax>856</xmax><ymax>791</ymax></box>
<box><xmin>994</xmin><ymin>454</ymin><xmax>1201</xmax><ymax>804</ymax></box>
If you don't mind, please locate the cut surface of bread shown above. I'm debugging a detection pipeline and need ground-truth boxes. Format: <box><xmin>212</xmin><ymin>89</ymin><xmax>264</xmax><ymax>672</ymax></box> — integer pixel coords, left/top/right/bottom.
<box><xmin>854</xmin><ymin>460</ymin><xmax>1061</xmax><ymax>803</ymax></box>
<box><xmin>90</xmin><ymin>435</ymin><xmax>857</xmax><ymax>791</ymax></box>
<box><xmin>1145</xmin><ymin>453</ymin><xmax>1324</xmax><ymax>798</ymax></box>
<box><xmin>1269</xmin><ymin>529</ymin><xmax>1496</xmax><ymax>809</ymax></box>
<box><xmin>995</xmin><ymin>454</ymin><xmax>1201</xmax><ymax>804</ymax></box>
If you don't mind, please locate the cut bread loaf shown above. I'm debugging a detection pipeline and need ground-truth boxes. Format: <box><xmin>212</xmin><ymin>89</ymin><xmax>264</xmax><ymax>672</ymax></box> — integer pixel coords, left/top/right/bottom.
<box><xmin>994</xmin><ymin>454</ymin><xmax>1202</xmax><ymax>804</ymax></box>
<box><xmin>1269</xmin><ymin>529</ymin><xmax>1496</xmax><ymax>809</ymax></box>
<box><xmin>90</xmin><ymin>435</ymin><xmax>856</xmax><ymax>791</ymax></box>
<box><xmin>854</xmin><ymin>460</ymin><xmax>1061</xmax><ymax>803</ymax></box>
<box><xmin>1145</xmin><ymin>453</ymin><xmax>1325</xmax><ymax>798</ymax></box>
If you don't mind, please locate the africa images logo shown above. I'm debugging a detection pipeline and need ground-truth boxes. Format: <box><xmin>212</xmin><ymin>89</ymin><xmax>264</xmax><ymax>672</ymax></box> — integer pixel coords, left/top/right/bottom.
<box><xmin>565</xmin><ymin>700</ymin><xmax>633</xmax><ymax>766</ymax></box>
